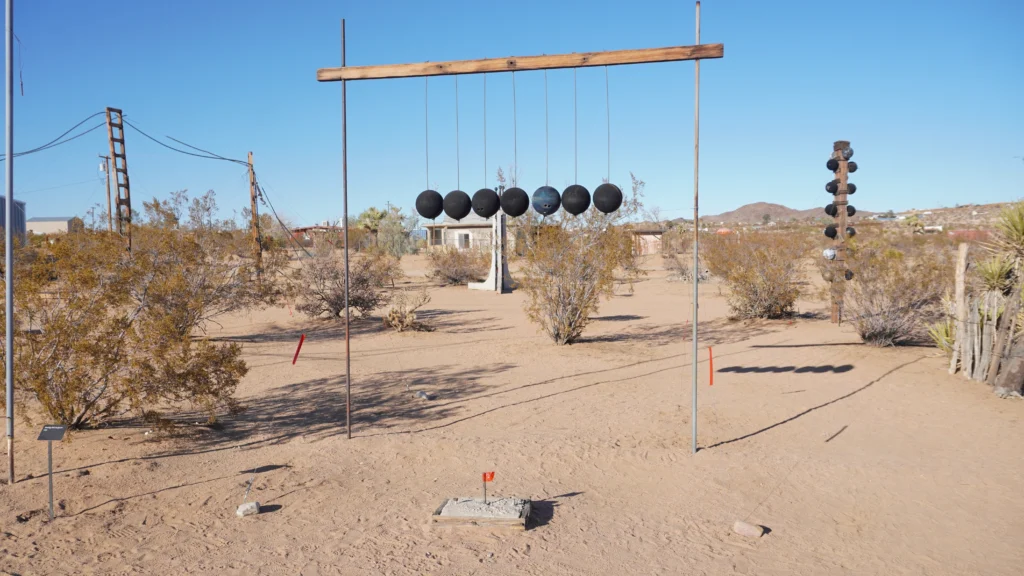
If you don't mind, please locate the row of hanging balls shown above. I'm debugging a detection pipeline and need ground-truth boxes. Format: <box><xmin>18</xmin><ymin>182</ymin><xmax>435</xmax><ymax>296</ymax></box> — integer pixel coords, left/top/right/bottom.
<box><xmin>415</xmin><ymin>183</ymin><xmax>623</xmax><ymax>221</ymax></box>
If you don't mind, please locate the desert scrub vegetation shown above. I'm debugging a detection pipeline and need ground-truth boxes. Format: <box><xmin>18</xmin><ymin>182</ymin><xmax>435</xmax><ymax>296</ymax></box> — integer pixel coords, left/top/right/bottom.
<box><xmin>844</xmin><ymin>240</ymin><xmax>954</xmax><ymax>347</ymax></box>
<box><xmin>295</xmin><ymin>242</ymin><xmax>402</xmax><ymax>319</ymax></box>
<box><xmin>426</xmin><ymin>246</ymin><xmax>489</xmax><ymax>285</ymax></box>
<box><xmin>0</xmin><ymin>190</ymin><xmax>284</xmax><ymax>428</ymax></box>
<box><xmin>700</xmin><ymin>232</ymin><xmax>809</xmax><ymax>319</ymax></box>
<box><xmin>382</xmin><ymin>288</ymin><xmax>433</xmax><ymax>332</ymax></box>
<box><xmin>513</xmin><ymin>173</ymin><xmax>646</xmax><ymax>345</ymax></box>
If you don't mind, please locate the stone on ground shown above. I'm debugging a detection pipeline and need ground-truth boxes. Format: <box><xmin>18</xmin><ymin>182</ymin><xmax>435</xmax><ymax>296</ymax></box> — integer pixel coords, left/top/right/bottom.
<box><xmin>236</xmin><ymin>501</ymin><xmax>261</xmax><ymax>517</ymax></box>
<box><xmin>732</xmin><ymin>520</ymin><xmax>765</xmax><ymax>538</ymax></box>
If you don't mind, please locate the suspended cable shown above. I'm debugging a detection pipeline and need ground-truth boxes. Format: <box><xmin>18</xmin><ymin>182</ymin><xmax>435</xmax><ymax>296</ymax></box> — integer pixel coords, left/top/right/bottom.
<box><xmin>253</xmin><ymin>172</ymin><xmax>313</xmax><ymax>258</ymax></box>
<box><xmin>606</xmin><ymin>66</ymin><xmax>611</xmax><ymax>183</ymax></box>
<box><xmin>544</xmin><ymin>70</ymin><xmax>549</xmax><ymax>186</ymax></box>
<box><xmin>122</xmin><ymin>118</ymin><xmax>247</xmax><ymax>165</ymax></box>
<box><xmin>483</xmin><ymin>74</ymin><xmax>487</xmax><ymax>189</ymax></box>
<box><xmin>425</xmin><ymin>78</ymin><xmax>430</xmax><ymax>189</ymax></box>
<box><xmin>166</xmin><ymin>135</ymin><xmax>243</xmax><ymax>164</ymax></box>
<box><xmin>454</xmin><ymin>76</ymin><xmax>460</xmax><ymax>191</ymax></box>
<box><xmin>0</xmin><ymin>111</ymin><xmax>105</xmax><ymax>161</ymax></box>
<box><xmin>512</xmin><ymin>71</ymin><xmax>517</xmax><ymax>186</ymax></box>
<box><xmin>574</xmin><ymin>68</ymin><xmax>578</xmax><ymax>184</ymax></box>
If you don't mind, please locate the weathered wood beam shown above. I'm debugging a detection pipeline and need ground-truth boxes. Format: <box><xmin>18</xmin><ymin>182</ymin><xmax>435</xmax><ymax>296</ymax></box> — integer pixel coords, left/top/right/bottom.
<box><xmin>317</xmin><ymin>43</ymin><xmax>724</xmax><ymax>82</ymax></box>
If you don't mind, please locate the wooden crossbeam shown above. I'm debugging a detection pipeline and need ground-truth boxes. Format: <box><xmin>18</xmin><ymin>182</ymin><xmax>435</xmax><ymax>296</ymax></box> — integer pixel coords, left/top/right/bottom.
<box><xmin>317</xmin><ymin>43</ymin><xmax>723</xmax><ymax>82</ymax></box>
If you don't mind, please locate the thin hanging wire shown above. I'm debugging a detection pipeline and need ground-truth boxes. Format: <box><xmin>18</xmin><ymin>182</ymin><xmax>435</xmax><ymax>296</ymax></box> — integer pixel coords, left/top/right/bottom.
<box><xmin>425</xmin><ymin>78</ymin><xmax>429</xmax><ymax>189</ymax></box>
<box><xmin>544</xmin><ymin>70</ymin><xmax>549</xmax><ymax>186</ymax></box>
<box><xmin>455</xmin><ymin>76</ymin><xmax>460</xmax><ymax>191</ymax></box>
<box><xmin>483</xmin><ymin>74</ymin><xmax>487</xmax><ymax>189</ymax></box>
<box><xmin>512</xmin><ymin>71</ymin><xmax>518</xmax><ymax>187</ymax></box>
<box><xmin>574</xmin><ymin>68</ymin><xmax>578</xmax><ymax>184</ymax></box>
<box><xmin>605</xmin><ymin>66</ymin><xmax>611</xmax><ymax>183</ymax></box>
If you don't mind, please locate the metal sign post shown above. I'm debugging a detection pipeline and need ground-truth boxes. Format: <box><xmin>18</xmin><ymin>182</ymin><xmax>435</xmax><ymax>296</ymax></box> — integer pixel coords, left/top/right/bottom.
<box><xmin>37</xmin><ymin>425</ymin><xmax>66</xmax><ymax>521</ymax></box>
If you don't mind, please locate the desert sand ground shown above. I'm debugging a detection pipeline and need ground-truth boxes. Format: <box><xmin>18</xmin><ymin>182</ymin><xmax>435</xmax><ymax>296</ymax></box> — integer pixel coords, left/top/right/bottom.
<box><xmin>1</xmin><ymin>255</ymin><xmax>1022</xmax><ymax>575</ymax></box>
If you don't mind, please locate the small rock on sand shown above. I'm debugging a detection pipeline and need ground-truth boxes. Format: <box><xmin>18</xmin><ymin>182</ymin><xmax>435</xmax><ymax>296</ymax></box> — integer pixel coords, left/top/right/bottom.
<box><xmin>732</xmin><ymin>520</ymin><xmax>765</xmax><ymax>538</ymax></box>
<box><xmin>236</xmin><ymin>501</ymin><xmax>261</xmax><ymax>517</ymax></box>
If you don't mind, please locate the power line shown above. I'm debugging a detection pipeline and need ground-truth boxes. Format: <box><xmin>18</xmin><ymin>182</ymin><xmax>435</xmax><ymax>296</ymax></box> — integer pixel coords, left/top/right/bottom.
<box><xmin>121</xmin><ymin>118</ymin><xmax>248</xmax><ymax>166</ymax></box>
<box><xmin>0</xmin><ymin>111</ymin><xmax>106</xmax><ymax>161</ymax></box>
<box><xmin>252</xmin><ymin>172</ymin><xmax>313</xmax><ymax>258</ymax></box>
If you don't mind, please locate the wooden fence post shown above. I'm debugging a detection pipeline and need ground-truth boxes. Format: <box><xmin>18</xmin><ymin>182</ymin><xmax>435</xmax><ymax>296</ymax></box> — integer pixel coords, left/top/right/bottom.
<box><xmin>950</xmin><ymin>243</ymin><xmax>968</xmax><ymax>374</ymax></box>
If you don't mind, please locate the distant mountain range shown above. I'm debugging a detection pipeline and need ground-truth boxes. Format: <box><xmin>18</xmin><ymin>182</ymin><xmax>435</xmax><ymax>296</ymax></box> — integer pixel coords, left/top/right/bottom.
<box><xmin>677</xmin><ymin>202</ymin><xmax>875</xmax><ymax>225</ymax></box>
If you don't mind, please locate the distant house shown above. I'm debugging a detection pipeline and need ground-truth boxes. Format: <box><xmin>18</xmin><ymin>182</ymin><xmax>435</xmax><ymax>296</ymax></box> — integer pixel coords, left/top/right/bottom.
<box><xmin>423</xmin><ymin>213</ymin><xmax>494</xmax><ymax>250</ymax></box>
<box><xmin>27</xmin><ymin>216</ymin><xmax>74</xmax><ymax>235</ymax></box>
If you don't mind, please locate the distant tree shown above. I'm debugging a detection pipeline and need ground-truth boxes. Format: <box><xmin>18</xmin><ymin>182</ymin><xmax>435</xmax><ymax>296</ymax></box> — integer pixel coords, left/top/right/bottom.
<box><xmin>762</xmin><ymin>213</ymin><xmax>771</xmax><ymax>225</ymax></box>
<box><xmin>884</xmin><ymin>210</ymin><xmax>896</xmax><ymax>219</ymax></box>
<box><xmin>358</xmin><ymin>207</ymin><xmax>386</xmax><ymax>244</ymax></box>
<box><xmin>377</xmin><ymin>206</ymin><xmax>420</xmax><ymax>258</ymax></box>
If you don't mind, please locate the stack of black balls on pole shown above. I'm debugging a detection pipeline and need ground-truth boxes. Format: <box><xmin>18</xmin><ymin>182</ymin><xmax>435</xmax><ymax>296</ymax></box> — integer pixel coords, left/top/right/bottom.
<box><xmin>414</xmin><ymin>182</ymin><xmax>623</xmax><ymax>220</ymax></box>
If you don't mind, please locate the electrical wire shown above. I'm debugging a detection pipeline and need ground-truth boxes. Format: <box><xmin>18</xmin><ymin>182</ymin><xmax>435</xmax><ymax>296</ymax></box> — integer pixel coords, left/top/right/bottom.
<box><xmin>544</xmin><ymin>70</ymin><xmax>549</xmax><ymax>186</ymax></box>
<box><xmin>605</xmin><ymin>66</ymin><xmax>611</xmax><ymax>183</ymax></box>
<box><xmin>425</xmin><ymin>78</ymin><xmax>429</xmax><ymax>189</ymax></box>
<box><xmin>253</xmin><ymin>172</ymin><xmax>313</xmax><ymax>258</ymax></box>
<box><xmin>512</xmin><ymin>72</ymin><xmax>517</xmax><ymax>186</ymax></box>
<box><xmin>122</xmin><ymin>118</ymin><xmax>248</xmax><ymax>166</ymax></box>
<box><xmin>0</xmin><ymin>111</ymin><xmax>106</xmax><ymax>161</ymax></box>
<box><xmin>454</xmin><ymin>76</ymin><xmax>460</xmax><ymax>191</ymax></box>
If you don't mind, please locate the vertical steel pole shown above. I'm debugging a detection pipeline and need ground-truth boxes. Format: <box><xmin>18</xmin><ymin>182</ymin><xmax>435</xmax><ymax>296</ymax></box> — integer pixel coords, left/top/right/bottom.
<box><xmin>5</xmin><ymin>0</ymin><xmax>14</xmax><ymax>484</ymax></box>
<box><xmin>691</xmin><ymin>1</ymin><xmax>701</xmax><ymax>455</ymax></box>
<box><xmin>341</xmin><ymin>19</ymin><xmax>351</xmax><ymax>439</ymax></box>
<box><xmin>47</xmin><ymin>440</ymin><xmax>53</xmax><ymax>520</ymax></box>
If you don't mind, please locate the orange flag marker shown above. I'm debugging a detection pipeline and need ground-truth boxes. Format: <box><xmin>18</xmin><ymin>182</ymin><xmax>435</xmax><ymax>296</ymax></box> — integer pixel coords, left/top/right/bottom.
<box><xmin>709</xmin><ymin>347</ymin><xmax>714</xmax><ymax>386</ymax></box>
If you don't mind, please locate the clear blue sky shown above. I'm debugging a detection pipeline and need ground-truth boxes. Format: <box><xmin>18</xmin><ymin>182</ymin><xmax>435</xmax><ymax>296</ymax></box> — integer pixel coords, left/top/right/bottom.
<box><xmin>7</xmin><ymin>0</ymin><xmax>1023</xmax><ymax>224</ymax></box>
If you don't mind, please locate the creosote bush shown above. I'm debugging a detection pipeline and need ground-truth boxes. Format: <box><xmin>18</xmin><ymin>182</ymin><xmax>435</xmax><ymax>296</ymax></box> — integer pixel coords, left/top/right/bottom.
<box><xmin>383</xmin><ymin>288</ymin><xmax>433</xmax><ymax>332</ymax></box>
<box><xmin>426</xmin><ymin>246</ymin><xmax>489</xmax><ymax>285</ymax></box>
<box><xmin>701</xmin><ymin>232</ymin><xmax>808</xmax><ymax>319</ymax></box>
<box><xmin>0</xmin><ymin>190</ymin><xmax>276</xmax><ymax>428</ymax></box>
<box><xmin>846</xmin><ymin>242</ymin><xmax>953</xmax><ymax>347</ymax></box>
<box><xmin>295</xmin><ymin>243</ymin><xmax>401</xmax><ymax>319</ymax></box>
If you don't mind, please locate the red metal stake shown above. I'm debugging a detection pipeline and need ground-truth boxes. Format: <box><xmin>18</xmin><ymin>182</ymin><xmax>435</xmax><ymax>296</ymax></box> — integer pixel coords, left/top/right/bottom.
<box><xmin>292</xmin><ymin>334</ymin><xmax>306</xmax><ymax>365</ymax></box>
<box><xmin>708</xmin><ymin>347</ymin><xmax>713</xmax><ymax>386</ymax></box>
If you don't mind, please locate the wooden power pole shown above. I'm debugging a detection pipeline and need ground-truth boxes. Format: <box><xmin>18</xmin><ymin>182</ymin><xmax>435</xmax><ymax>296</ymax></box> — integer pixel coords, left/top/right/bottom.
<box><xmin>99</xmin><ymin>154</ymin><xmax>113</xmax><ymax>232</ymax></box>
<box><xmin>105</xmin><ymin>108</ymin><xmax>132</xmax><ymax>251</ymax></box>
<box><xmin>248</xmin><ymin>152</ymin><xmax>262</xmax><ymax>276</ymax></box>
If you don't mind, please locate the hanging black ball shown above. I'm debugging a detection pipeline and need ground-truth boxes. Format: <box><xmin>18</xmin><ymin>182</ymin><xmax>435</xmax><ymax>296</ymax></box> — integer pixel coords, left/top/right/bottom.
<box><xmin>846</xmin><ymin>226</ymin><xmax>856</xmax><ymax>238</ymax></box>
<box><xmin>443</xmin><ymin>190</ymin><xmax>472</xmax><ymax>221</ymax></box>
<box><xmin>593</xmin><ymin>183</ymin><xmax>623</xmax><ymax>214</ymax></box>
<box><xmin>824</xmin><ymin>224</ymin><xmax>838</xmax><ymax>239</ymax></box>
<box><xmin>415</xmin><ymin>189</ymin><xmax>444</xmax><ymax>220</ymax></box>
<box><xmin>826</xmin><ymin>158</ymin><xmax>839</xmax><ymax>172</ymax></box>
<box><xmin>848</xmin><ymin>161</ymin><xmax>858</xmax><ymax>173</ymax></box>
<box><xmin>471</xmin><ymin>188</ymin><xmax>500</xmax><ymax>218</ymax></box>
<box><xmin>562</xmin><ymin>184</ymin><xmax>591</xmax><ymax>216</ymax></box>
<box><xmin>845</xmin><ymin>269</ymin><xmax>854</xmax><ymax>281</ymax></box>
<box><xmin>847</xmin><ymin>183</ymin><xmax>857</xmax><ymax>195</ymax></box>
<box><xmin>532</xmin><ymin>186</ymin><xmax>561</xmax><ymax>216</ymax></box>
<box><xmin>847</xmin><ymin>205</ymin><xmax>856</xmax><ymax>217</ymax></box>
<box><xmin>825</xmin><ymin>180</ymin><xmax>839</xmax><ymax>194</ymax></box>
<box><xmin>500</xmin><ymin>187</ymin><xmax>529</xmax><ymax>217</ymax></box>
<box><xmin>824</xmin><ymin>203</ymin><xmax>838</xmax><ymax>217</ymax></box>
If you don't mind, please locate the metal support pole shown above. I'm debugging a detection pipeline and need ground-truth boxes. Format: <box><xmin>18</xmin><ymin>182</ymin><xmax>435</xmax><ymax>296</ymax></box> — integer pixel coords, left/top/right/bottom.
<box><xmin>341</xmin><ymin>19</ymin><xmax>351</xmax><ymax>439</ymax></box>
<box><xmin>100</xmin><ymin>155</ymin><xmax>113</xmax><ymax>232</ymax></box>
<box><xmin>691</xmin><ymin>0</ymin><xmax>701</xmax><ymax>455</ymax></box>
<box><xmin>5</xmin><ymin>0</ymin><xmax>14</xmax><ymax>484</ymax></box>
<box><xmin>47</xmin><ymin>440</ymin><xmax>53</xmax><ymax>520</ymax></box>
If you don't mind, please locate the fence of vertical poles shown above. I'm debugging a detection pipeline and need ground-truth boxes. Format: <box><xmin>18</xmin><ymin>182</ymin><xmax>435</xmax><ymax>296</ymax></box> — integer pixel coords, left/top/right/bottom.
<box><xmin>319</xmin><ymin>5</ymin><xmax>722</xmax><ymax>445</ymax></box>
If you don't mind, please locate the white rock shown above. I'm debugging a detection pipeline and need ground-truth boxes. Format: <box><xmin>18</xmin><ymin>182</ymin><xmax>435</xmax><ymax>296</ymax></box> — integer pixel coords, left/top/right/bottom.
<box><xmin>236</xmin><ymin>501</ymin><xmax>260</xmax><ymax>517</ymax></box>
<box><xmin>732</xmin><ymin>520</ymin><xmax>765</xmax><ymax>538</ymax></box>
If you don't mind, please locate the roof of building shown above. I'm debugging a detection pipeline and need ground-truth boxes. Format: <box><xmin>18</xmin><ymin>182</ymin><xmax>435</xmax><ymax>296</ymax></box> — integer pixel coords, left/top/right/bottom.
<box><xmin>423</xmin><ymin>213</ymin><xmax>494</xmax><ymax>228</ymax></box>
<box><xmin>27</xmin><ymin>217</ymin><xmax>73</xmax><ymax>222</ymax></box>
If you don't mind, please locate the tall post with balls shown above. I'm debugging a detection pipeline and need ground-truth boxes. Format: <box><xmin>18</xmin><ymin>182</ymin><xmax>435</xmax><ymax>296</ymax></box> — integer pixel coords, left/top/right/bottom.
<box><xmin>822</xmin><ymin>141</ymin><xmax>858</xmax><ymax>324</ymax></box>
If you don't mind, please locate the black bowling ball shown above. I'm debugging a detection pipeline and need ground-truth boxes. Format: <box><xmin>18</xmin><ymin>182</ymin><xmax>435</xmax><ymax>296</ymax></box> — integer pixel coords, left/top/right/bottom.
<box><xmin>847</xmin><ymin>205</ymin><xmax>856</xmax><ymax>217</ymax></box>
<box><xmin>848</xmin><ymin>183</ymin><xmax>857</xmax><ymax>195</ymax></box>
<box><xmin>825</xmin><ymin>180</ymin><xmax>839</xmax><ymax>194</ymax></box>
<box><xmin>593</xmin><ymin>183</ymin><xmax>623</xmax><ymax>214</ymax></box>
<box><xmin>562</xmin><ymin>184</ymin><xmax>591</xmax><ymax>215</ymax></box>
<box><xmin>824</xmin><ymin>203</ymin><xmax>838</xmax><ymax>217</ymax></box>
<box><xmin>415</xmin><ymin>189</ymin><xmax>443</xmax><ymax>220</ymax></box>
<box><xmin>826</xmin><ymin>158</ymin><xmax>839</xmax><ymax>172</ymax></box>
<box><xmin>848</xmin><ymin>161</ymin><xmax>858</xmax><ymax>173</ymax></box>
<box><xmin>824</xmin><ymin>224</ymin><xmax>838</xmax><ymax>239</ymax></box>
<box><xmin>472</xmin><ymin>188</ymin><xmax>500</xmax><ymax>218</ymax></box>
<box><xmin>443</xmin><ymin>190</ymin><xmax>472</xmax><ymax>221</ymax></box>
<box><xmin>846</xmin><ymin>226</ymin><xmax>856</xmax><ymax>237</ymax></box>
<box><xmin>500</xmin><ymin>187</ymin><xmax>529</xmax><ymax>217</ymax></box>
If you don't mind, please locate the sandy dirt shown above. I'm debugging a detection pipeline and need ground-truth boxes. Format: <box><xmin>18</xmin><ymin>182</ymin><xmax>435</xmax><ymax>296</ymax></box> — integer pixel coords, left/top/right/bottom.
<box><xmin>1</xmin><ymin>255</ymin><xmax>1022</xmax><ymax>575</ymax></box>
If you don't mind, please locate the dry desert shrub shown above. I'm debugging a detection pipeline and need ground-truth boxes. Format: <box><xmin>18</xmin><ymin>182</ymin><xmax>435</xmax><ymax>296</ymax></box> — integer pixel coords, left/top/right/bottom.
<box><xmin>846</xmin><ymin>242</ymin><xmax>954</xmax><ymax>347</ymax></box>
<box><xmin>0</xmin><ymin>190</ymin><xmax>274</xmax><ymax>428</ymax></box>
<box><xmin>700</xmin><ymin>232</ymin><xmax>809</xmax><ymax>319</ymax></box>
<box><xmin>426</xmin><ymin>246</ymin><xmax>489</xmax><ymax>285</ymax></box>
<box><xmin>295</xmin><ymin>243</ymin><xmax>400</xmax><ymax>319</ymax></box>
<box><xmin>383</xmin><ymin>288</ymin><xmax>433</xmax><ymax>332</ymax></box>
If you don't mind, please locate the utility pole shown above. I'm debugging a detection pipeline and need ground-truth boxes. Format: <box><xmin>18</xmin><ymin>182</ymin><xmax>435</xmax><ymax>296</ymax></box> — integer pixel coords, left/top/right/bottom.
<box><xmin>105</xmin><ymin>107</ymin><xmax>132</xmax><ymax>251</ymax></box>
<box><xmin>248</xmin><ymin>152</ymin><xmax>262</xmax><ymax>277</ymax></box>
<box><xmin>99</xmin><ymin>154</ymin><xmax>112</xmax><ymax>232</ymax></box>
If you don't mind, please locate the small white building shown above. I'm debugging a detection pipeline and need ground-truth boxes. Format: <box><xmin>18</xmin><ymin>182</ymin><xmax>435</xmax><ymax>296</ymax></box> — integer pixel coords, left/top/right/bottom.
<box><xmin>423</xmin><ymin>213</ymin><xmax>494</xmax><ymax>250</ymax></box>
<box><xmin>27</xmin><ymin>216</ymin><xmax>74</xmax><ymax>235</ymax></box>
